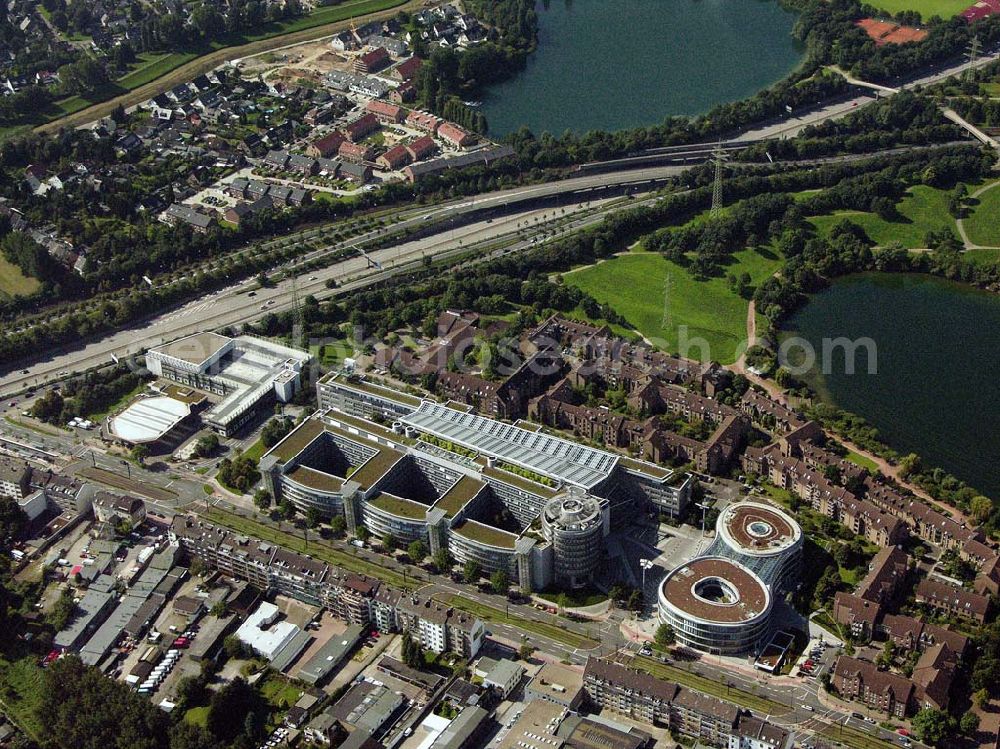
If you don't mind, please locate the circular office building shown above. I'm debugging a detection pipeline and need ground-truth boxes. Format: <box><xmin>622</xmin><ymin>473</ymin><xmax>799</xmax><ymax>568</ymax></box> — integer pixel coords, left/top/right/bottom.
<box><xmin>658</xmin><ymin>556</ymin><xmax>772</xmax><ymax>655</ymax></box>
<box><xmin>541</xmin><ymin>493</ymin><xmax>606</xmax><ymax>587</ymax></box>
<box><xmin>713</xmin><ymin>502</ymin><xmax>802</xmax><ymax>592</ymax></box>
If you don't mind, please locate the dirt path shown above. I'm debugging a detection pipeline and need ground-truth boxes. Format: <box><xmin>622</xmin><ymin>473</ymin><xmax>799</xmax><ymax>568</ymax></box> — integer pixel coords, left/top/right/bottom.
<box><xmin>35</xmin><ymin>0</ymin><xmax>423</xmax><ymax>134</ymax></box>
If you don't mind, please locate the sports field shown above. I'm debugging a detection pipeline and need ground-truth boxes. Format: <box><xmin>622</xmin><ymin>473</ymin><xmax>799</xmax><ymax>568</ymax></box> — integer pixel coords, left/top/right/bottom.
<box><xmin>564</xmin><ymin>246</ymin><xmax>781</xmax><ymax>364</ymax></box>
<box><xmin>808</xmin><ymin>184</ymin><xmax>957</xmax><ymax>248</ymax></box>
<box><xmin>0</xmin><ymin>255</ymin><xmax>41</xmax><ymax>299</ymax></box>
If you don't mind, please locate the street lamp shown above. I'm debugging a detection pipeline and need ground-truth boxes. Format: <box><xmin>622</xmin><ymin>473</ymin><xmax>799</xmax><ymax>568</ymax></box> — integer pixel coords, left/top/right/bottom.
<box><xmin>696</xmin><ymin>502</ymin><xmax>711</xmax><ymax>534</ymax></box>
<box><xmin>639</xmin><ymin>558</ymin><xmax>654</xmax><ymax>594</ymax></box>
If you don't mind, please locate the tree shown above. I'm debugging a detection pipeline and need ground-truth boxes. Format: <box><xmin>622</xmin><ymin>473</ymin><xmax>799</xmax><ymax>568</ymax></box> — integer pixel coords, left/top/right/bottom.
<box><xmin>876</xmin><ymin>640</ymin><xmax>895</xmax><ymax>668</ymax></box>
<box><xmin>305</xmin><ymin>507</ymin><xmax>320</xmax><ymax>529</ymax></box>
<box><xmin>960</xmin><ymin>712</ymin><xmax>980</xmax><ymax>736</ymax></box>
<box><xmin>407</xmin><ymin>540</ymin><xmax>426</xmax><ymax>562</ymax></box>
<box><xmin>222</xmin><ymin>635</ymin><xmax>244</xmax><ymax>660</ymax></box>
<box><xmin>912</xmin><ymin>708</ymin><xmax>955</xmax><ymax>748</ymax></box>
<box><xmin>401</xmin><ymin>631</ymin><xmax>423</xmax><ymax>669</ymax></box>
<box><xmin>971</xmin><ymin>495</ymin><xmax>992</xmax><ymax>524</ymax></box>
<box><xmin>382</xmin><ymin>533</ymin><xmax>396</xmax><ymax>552</ymax></box>
<box><xmin>655</xmin><ymin>623</ymin><xmax>675</xmax><ymax>649</ymax></box>
<box><xmin>193</xmin><ymin>434</ymin><xmax>219</xmax><ymax>458</ymax></box>
<box><xmin>974</xmin><ymin>687</ymin><xmax>990</xmax><ymax>709</ymax></box>
<box><xmin>31</xmin><ymin>389</ymin><xmax>64</xmax><ymax>423</ymax></box>
<box><xmin>356</xmin><ymin>526</ymin><xmax>371</xmax><ymax>543</ymax></box>
<box><xmin>330</xmin><ymin>515</ymin><xmax>346</xmax><ymax>536</ymax></box>
<box><xmin>490</xmin><ymin>569</ymin><xmax>510</xmax><ymax>594</ymax></box>
<box><xmin>131</xmin><ymin>444</ymin><xmax>150</xmax><ymax>464</ymax></box>
<box><xmin>627</xmin><ymin>588</ymin><xmax>643</xmax><ymax>611</ymax></box>
<box><xmin>898</xmin><ymin>452</ymin><xmax>923</xmax><ymax>478</ymax></box>
<box><xmin>462</xmin><ymin>560</ymin><xmax>481</xmax><ymax>583</ymax></box>
<box><xmin>519</xmin><ymin>643</ymin><xmax>534</xmax><ymax>661</ymax></box>
<box><xmin>260</xmin><ymin>417</ymin><xmax>294</xmax><ymax>448</ymax></box>
<box><xmin>58</xmin><ymin>57</ymin><xmax>109</xmax><ymax>96</ymax></box>
<box><xmin>433</xmin><ymin>548</ymin><xmax>451</xmax><ymax>573</ymax></box>
<box><xmin>253</xmin><ymin>488</ymin><xmax>271</xmax><ymax>511</ymax></box>
<box><xmin>206</xmin><ymin>678</ymin><xmax>266</xmax><ymax>744</ymax></box>
<box><xmin>0</xmin><ymin>497</ymin><xmax>28</xmax><ymax>542</ymax></box>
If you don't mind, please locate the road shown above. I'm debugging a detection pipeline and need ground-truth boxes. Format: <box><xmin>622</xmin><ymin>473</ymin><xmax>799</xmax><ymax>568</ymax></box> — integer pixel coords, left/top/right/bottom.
<box><xmin>0</xmin><ymin>173</ymin><xmax>687</xmax><ymax>396</ymax></box>
<box><xmin>0</xmin><ymin>138</ymin><xmax>972</xmax><ymax>396</ymax></box>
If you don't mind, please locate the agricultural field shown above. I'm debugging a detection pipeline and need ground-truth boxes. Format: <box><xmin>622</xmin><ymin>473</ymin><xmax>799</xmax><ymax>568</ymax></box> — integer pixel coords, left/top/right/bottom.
<box><xmin>564</xmin><ymin>246</ymin><xmax>781</xmax><ymax>364</ymax></box>
<box><xmin>808</xmin><ymin>184</ymin><xmax>958</xmax><ymax>249</ymax></box>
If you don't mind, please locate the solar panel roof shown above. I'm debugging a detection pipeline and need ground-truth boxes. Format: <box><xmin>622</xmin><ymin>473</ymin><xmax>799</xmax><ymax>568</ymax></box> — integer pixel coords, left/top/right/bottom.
<box><xmin>401</xmin><ymin>401</ymin><xmax>617</xmax><ymax>488</ymax></box>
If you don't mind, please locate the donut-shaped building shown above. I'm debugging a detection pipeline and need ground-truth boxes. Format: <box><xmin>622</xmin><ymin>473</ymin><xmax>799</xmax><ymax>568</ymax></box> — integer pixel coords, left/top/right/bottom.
<box><xmin>657</xmin><ymin>556</ymin><xmax>772</xmax><ymax>655</ymax></box>
<box><xmin>708</xmin><ymin>501</ymin><xmax>802</xmax><ymax>593</ymax></box>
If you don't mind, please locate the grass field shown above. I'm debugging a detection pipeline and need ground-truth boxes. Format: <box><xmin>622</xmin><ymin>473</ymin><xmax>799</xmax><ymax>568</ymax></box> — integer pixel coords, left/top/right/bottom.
<box><xmin>963</xmin><ymin>182</ymin><xmax>1000</xmax><ymax>247</ymax></box>
<box><xmin>260</xmin><ymin>677</ymin><xmax>301</xmax><ymax>710</ymax></box>
<box><xmin>0</xmin><ymin>655</ymin><xmax>46</xmax><ymax>742</ymax></box>
<box><xmin>184</xmin><ymin>706</ymin><xmax>209</xmax><ymax>727</ymax></box>
<box><xmin>119</xmin><ymin>52</ymin><xmax>201</xmax><ymax>91</ymax></box>
<box><xmin>242</xmin><ymin>438</ymin><xmax>266</xmax><ymax>462</ymax></box>
<box><xmin>630</xmin><ymin>655</ymin><xmax>785</xmax><ymax>714</ymax></box>
<box><xmin>436</xmin><ymin>595</ymin><xmax>599</xmax><ymax>650</ymax></box>
<box><xmin>0</xmin><ymin>255</ymin><xmax>41</xmax><ymax>299</ymax></box>
<box><xmin>564</xmin><ymin>246</ymin><xmax>781</xmax><ymax>364</ymax></box>
<box><xmin>201</xmin><ymin>506</ymin><xmax>417</xmax><ymax>590</ymax></box>
<box><xmin>845</xmin><ymin>451</ymin><xmax>879</xmax><ymax>472</ymax></box>
<box><xmin>863</xmin><ymin>0</ymin><xmax>971</xmax><ymax>17</ymax></box>
<box><xmin>808</xmin><ymin>184</ymin><xmax>957</xmax><ymax>248</ymax></box>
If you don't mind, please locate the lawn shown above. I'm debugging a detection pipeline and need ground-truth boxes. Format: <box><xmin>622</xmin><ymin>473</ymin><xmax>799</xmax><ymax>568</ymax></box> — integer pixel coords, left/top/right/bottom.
<box><xmin>808</xmin><ymin>184</ymin><xmax>957</xmax><ymax>249</ymax></box>
<box><xmin>0</xmin><ymin>656</ymin><xmax>46</xmax><ymax>742</ymax></box>
<box><xmin>184</xmin><ymin>706</ymin><xmax>209</xmax><ymax>727</ymax></box>
<box><xmin>963</xmin><ymin>182</ymin><xmax>1000</xmax><ymax>247</ymax></box>
<box><xmin>436</xmin><ymin>595</ymin><xmax>599</xmax><ymax>650</ymax></box>
<box><xmin>242</xmin><ymin>438</ymin><xmax>266</xmax><ymax>462</ymax></box>
<box><xmin>862</xmin><ymin>0</ymin><xmax>971</xmax><ymax>17</ymax></box>
<box><xmin>260</xmin><ymin>677</ymin><xmax>301</xmax><ymax>710</ymax></box>
<box><xmin>201</xmin><ymin>506</ymin><xmax>417</xmax><ymax>590</ymax></box>
<box><xmin>0</xmin><ymin>255</ymin><xmax>41</xmax><ymax>299</ymax></box>
<box><xmin>118</xmin><ymin>52</ymin><xmax>200</xmax><ymax>91</ymax></box>
<box><xmin>536</xmin><ymin>586</ymin><xmax>608</xmax><ymax>608</ymax></box>
<box><xmin>564</xmin><ymin>246</ymin><xmax>781</xmax><ymax>364</ymax></box>
<box><xmin>845</xmin><ymin>451</ymin><xmax>879</xmax><ymax>472</ymax></box>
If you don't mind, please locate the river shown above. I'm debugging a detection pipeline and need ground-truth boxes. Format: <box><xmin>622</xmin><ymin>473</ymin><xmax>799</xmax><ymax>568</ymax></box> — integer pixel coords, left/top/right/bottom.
<box><xmin>480</xmin><ymin>0</ymin><xmax>804</xmax><ymax>136</ymax></box>
<box><xmin>784</xmin><ymin>272</ymin><xmax>1000</xmax><ymax>500</ymax></box>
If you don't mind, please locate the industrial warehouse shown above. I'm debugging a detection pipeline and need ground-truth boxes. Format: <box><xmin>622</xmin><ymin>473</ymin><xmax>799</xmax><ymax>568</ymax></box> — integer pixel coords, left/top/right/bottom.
<box><xmin>259</xmin><ymin>375</ymin><xmax>692</xmax><ymax>593</ymax></box>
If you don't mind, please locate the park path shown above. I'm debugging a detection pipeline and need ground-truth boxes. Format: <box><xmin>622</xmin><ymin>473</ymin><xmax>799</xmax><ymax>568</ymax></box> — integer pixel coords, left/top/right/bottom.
<box><xmin>957</xmin><ymin>180</ymin><xmax>1000</xmax><ymax>250</ymax></box>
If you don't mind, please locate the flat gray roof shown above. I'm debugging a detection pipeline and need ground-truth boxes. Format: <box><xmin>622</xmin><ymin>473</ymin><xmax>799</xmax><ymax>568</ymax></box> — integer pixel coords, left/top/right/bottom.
<box><xmin>150</xmin><ymin>332</ymin><xmax>231</xmax><ymax>367</ymax></box>
<box><xmin>298</xmin><ymin>624</ymin><xmax>365</xmax><ymax>685</ymax></box>
<box><xmin>402</xmin><ymin>401</ymin><xmax>618</xmax><ymax>489</ymax></box>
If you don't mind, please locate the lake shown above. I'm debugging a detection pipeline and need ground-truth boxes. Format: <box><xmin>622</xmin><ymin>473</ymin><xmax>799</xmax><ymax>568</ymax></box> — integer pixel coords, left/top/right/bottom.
<box><xmin>784</xmin><ymin>273</ymin><xmax>1000</xmax><ymax>500</ymax></box>
<box><xmin>480</xmin><ymin>0</ymin><xmax>804</xmax><ymax>136</ymax></box>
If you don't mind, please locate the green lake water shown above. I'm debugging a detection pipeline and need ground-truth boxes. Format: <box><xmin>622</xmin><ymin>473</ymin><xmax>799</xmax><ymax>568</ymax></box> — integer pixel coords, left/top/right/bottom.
<box><xmin>784</xmin><ymin>273</ymin><xmax>1000</xmax><ymax>500</ymax></box>
<box><xmin>480</xmin><ymin>0</ymin><xmax>804</xmax><ymax>136</ymax></box>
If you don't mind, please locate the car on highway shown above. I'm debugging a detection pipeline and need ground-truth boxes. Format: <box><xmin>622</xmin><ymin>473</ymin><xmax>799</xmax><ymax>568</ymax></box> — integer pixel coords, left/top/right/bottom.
<box><xmin>800</xmin><ymin>705</ymin><xmax>814</xmax><ymax>712</ymax></box>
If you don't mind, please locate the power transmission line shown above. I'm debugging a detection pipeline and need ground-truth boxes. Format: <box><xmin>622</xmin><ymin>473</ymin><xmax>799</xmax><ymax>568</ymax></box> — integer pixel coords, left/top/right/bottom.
<box><xmin>966</xmin><ymin>36</ymin><xmax>981</xmax><ymax>81</ymax></box>
<box><xmin>711</xmin><ymin>143</ymin><xmax>728</xmax><ymax>218</ymax></box>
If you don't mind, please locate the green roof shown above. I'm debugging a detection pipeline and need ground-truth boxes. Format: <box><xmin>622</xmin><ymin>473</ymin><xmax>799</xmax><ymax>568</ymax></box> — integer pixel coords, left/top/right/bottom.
<box><xmin>336</xmin><ymin>377</ymin><xmax>421</xmax><ymax>407</ymax></box>
<box><xmin>619</xmin><ymin>456</ymin><xmax>674</xmax><ymax>480</ymax></box>
<box><xmin>366</xmin><ymin>492</ymin><xmax>430</xmax><ymax>520</ymax></box>
<box><xmin>434</xmin><ymin>476</ymin><xmax>485</xmax><ymax>518</ymax></box>
<box><xmin>349</xmin><ymin>445</ymin><xmax>404</xmax><ymax>488</ymax></box>
<box><xmin>267</xmin><ymin>418</ymin><xmax>326</xmax><ymax>462</ymax></box>
<box><xmin>452</xmin><ymin>519</ymin><xmax>517</xmax><ymax>550</ymax></box>
<box><xmin>325</xmin><ymin>411</ymin><xmax>414</xmax><ymax>444</ymax></box>
<box><xmin>286</xmin><ymin>465</ymin><xmax>344</xmax><ymax>493</ymax></box>
<box><xmin>481</xmin><ymin>465</ymin><xmax>559</xmax><ymax>499</ymax></box>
